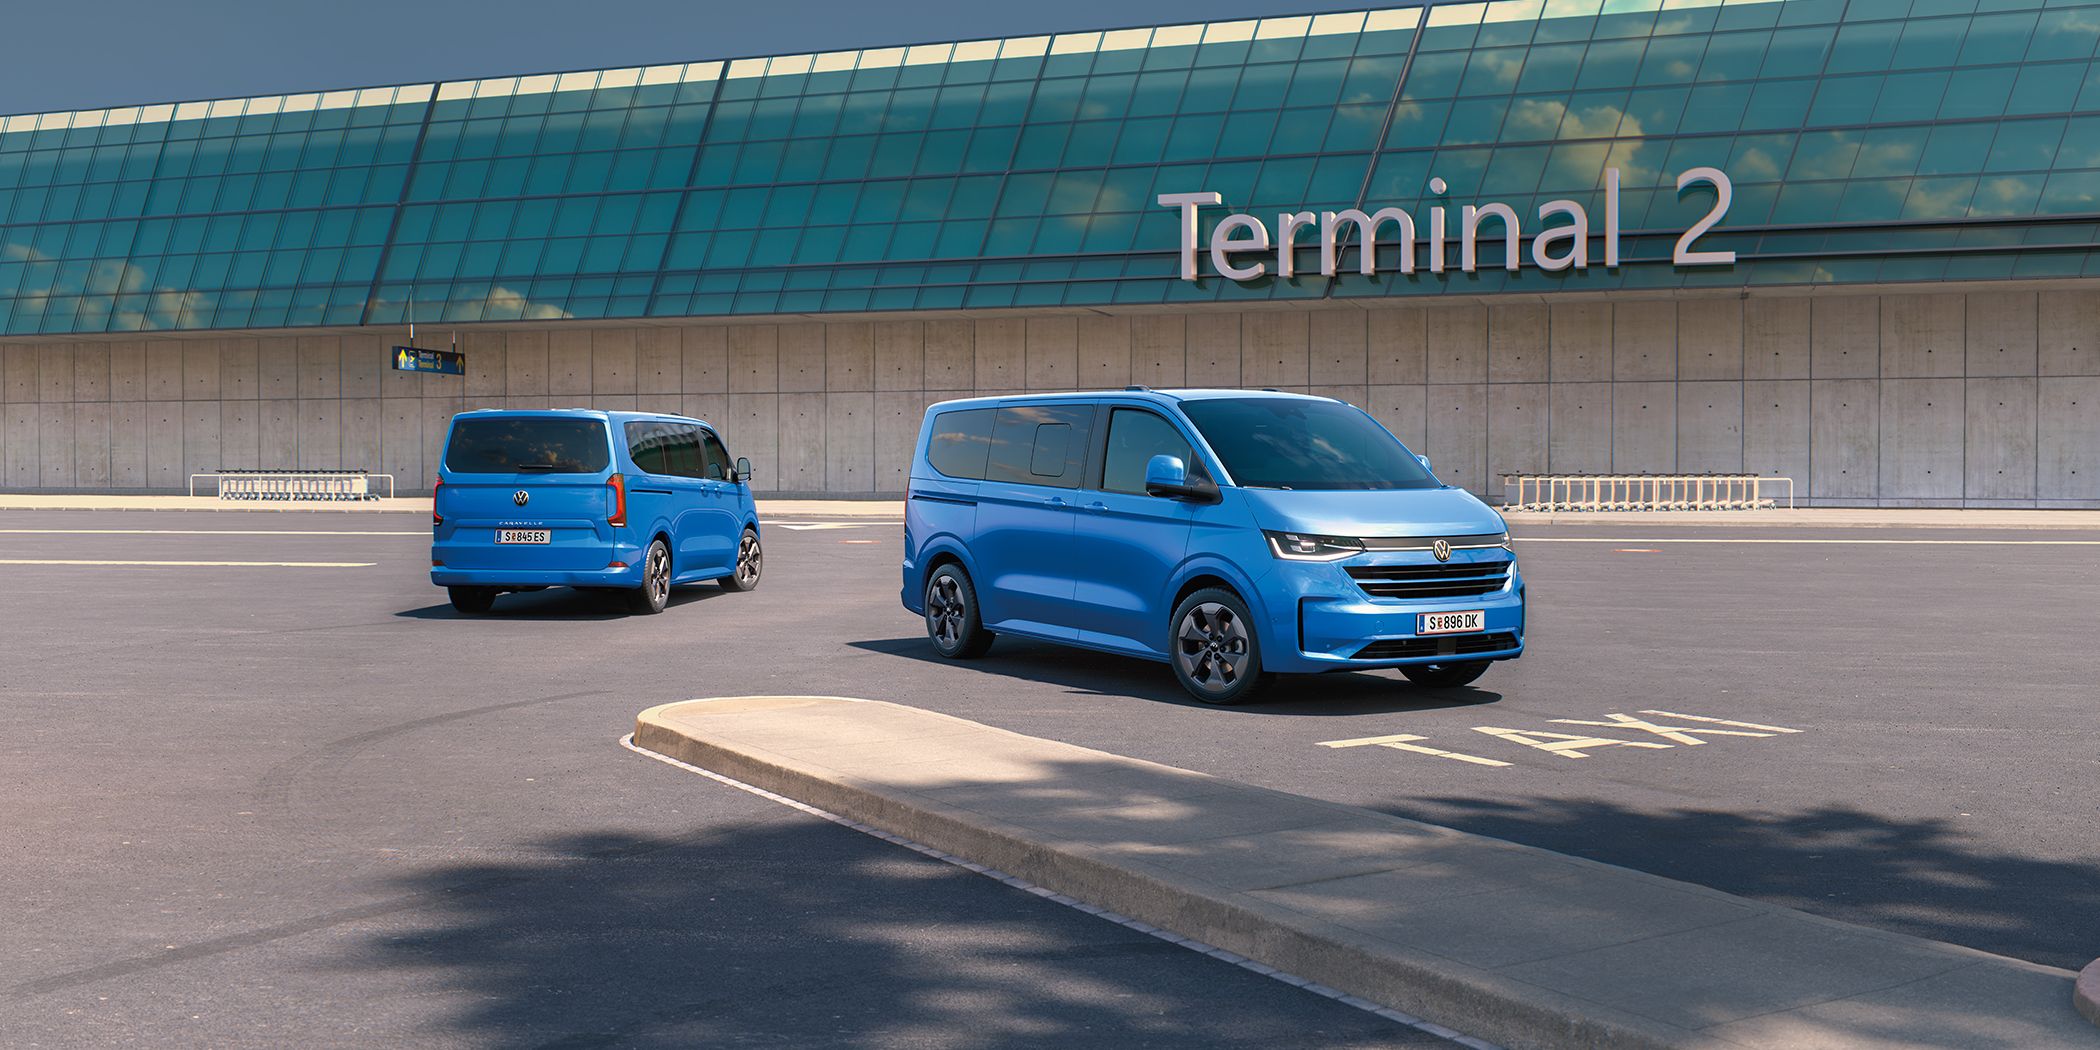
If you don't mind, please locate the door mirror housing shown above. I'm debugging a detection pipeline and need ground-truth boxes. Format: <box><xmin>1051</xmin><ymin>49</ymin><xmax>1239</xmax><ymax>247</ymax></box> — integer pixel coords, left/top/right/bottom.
<box><xmin>1415</xmin><ymin>453</ymin><xmax>1432</xmax><ymax>471</ymax></box>
<box><xmin>734</xmin><ymin>456</ymin><xmax>754</xmax><ymax>484</ymax></box>
<box><xmin>1144</xmin><ymin>454</ymin><xmax>1219</xmax><ymax>503</ymax></box>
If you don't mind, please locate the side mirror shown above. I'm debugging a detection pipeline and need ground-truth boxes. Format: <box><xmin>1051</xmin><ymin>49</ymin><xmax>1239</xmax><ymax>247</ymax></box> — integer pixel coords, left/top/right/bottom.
<box><xmin>1415</xmin><ymin>453</ymin><xmax>1432</xmax><ymax>471</ymax></box>
<box><xmin>1144</xmin><ymin>454</ymin><xmax>1219</xmax><ymax>503</ymax></box>
<box><xmin>735</xmin><ymin>456</ymin><xmax>754</xmax><ymax>484</ymax></box>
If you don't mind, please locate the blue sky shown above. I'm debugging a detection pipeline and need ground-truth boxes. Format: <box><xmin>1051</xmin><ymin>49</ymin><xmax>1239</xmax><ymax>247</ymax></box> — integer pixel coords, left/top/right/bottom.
<box><xmin>2</xmin><ymin>0</ymin><xmax>1357</xmax><ymax>115</ymax></box>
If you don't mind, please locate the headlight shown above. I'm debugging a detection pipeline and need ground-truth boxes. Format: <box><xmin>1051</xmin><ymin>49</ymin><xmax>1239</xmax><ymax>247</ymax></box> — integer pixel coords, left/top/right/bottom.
<box><xmin>1265</xmin><ymin>531</ymin><xmax>1365</xmax><ymax>561</ymax></box>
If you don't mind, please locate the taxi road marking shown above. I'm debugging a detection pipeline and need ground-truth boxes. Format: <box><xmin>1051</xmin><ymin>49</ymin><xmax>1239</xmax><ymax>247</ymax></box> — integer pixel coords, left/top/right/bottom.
<box><xmin>1320</xmin><ymin>710</ymin><xmax>1803</xmax><ymax>768</ymax></box>
<box><xmin>1317</xmin><ymin>733</ymin><xmax>1513</xmax><ymax>767</ymax></box>
<box><xmin>0</xmin><ymin>558</ymin><xmax>374</xmax><ymax>568</ymax></box>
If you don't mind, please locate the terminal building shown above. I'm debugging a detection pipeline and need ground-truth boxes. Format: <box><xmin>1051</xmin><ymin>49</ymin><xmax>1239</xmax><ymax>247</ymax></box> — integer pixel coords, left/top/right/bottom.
<box><xmin>1</xmin><ymin>0</ymin><xmax>2096</xmax><ymax>505</ymax></box>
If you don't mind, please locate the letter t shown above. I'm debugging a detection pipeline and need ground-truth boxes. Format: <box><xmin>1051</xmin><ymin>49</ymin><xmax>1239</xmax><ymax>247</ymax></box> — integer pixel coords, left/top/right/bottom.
<box><xmin>1158</xmin><ymin>192</ymin><xmax>1222</xmax><ymax>281</ymax></box>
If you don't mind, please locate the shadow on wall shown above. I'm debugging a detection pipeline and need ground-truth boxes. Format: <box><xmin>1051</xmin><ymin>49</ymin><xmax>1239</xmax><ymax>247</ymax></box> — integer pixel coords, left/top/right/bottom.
<box><xmin>1392</xmin><ymin>795</ymin><xmax>2100</xmax><ymax>972</ymax></box>
<box><xmin>332</xmin><ymin>821</ymin><xmax>1411</xmax><ymax>1050</ymax></box>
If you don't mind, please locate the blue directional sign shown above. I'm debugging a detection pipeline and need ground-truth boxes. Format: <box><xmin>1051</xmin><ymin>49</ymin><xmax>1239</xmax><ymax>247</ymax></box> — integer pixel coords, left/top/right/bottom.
<box><xmin>392</xmin><ymin>345</ymin><xmax>464</xmax><ymax>375</ymax></box>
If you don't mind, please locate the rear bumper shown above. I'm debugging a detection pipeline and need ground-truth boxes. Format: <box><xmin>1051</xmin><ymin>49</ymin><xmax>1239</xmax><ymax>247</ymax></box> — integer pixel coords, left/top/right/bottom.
<box><xmin>431</xmin><ymin>564</ymin><xmax>644</xmax><ymax>589</ymax></box>
<box><xmin>430</xmin><ymin>534</ymin><xmax>644</xmax><ymax>589</ymax></box>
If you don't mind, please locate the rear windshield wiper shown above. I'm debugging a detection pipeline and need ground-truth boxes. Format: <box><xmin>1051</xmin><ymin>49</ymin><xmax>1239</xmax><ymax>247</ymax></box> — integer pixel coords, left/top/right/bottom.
<box><xmin>513</xmin><ymin>462</ymin><xmax>568</xmax><ymax>472</ymax></box>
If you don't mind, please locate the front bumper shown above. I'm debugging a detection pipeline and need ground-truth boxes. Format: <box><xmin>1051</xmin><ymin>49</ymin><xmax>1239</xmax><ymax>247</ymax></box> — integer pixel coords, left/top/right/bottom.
<box><xmin>1258</xmin><ymin>553</ymin><xmax>1526</xmax><ymax>674</ymax></box>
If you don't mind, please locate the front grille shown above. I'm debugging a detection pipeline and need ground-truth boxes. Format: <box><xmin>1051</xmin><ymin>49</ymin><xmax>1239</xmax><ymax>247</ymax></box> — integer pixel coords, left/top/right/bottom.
<box><xmin>1354</xmin><ymin>632</ymin><xmax>1519</xmax><ymax>660</ymax></box>
<box><xmin>1347</xmin><ymin>559</ymin><xmax>1512</xmax><ymax>600</ymax></box>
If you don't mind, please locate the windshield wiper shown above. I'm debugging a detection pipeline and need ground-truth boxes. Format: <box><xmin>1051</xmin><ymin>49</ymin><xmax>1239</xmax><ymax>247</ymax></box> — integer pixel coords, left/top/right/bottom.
<box><xmin>513</xmin><ymin>462</ymin><xmax>567</xmax><ymax>472</ymax></box>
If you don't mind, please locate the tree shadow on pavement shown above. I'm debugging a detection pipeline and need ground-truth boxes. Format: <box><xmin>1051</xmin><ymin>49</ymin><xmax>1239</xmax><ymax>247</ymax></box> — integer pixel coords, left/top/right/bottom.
<box><xmin>336</xmin><ymin>820</ymin><xmax>1431</xmax><ymax>1050</ymax></box>
<box><xmin>848</xmin><ymin>637</ymin><xmax>1503</xmax><ymax>717</ymax></box>
<box><xmin>1390</xmin><ymin>795</ymin><xmax>2100</xmax><ymax>971</ymax></box>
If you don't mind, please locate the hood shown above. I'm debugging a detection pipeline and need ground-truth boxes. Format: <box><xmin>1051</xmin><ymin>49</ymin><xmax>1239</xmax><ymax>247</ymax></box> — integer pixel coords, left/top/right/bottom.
<box><xmin>1236</xmin><ymin>486</ymin><xmax>1505</xmax><ymax>538</ymax></box>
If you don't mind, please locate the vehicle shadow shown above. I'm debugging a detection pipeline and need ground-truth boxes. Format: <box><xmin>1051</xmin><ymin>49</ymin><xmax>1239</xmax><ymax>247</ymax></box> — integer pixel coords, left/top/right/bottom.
<box><xmin>397</xmin><ymin>585</ymin><xmax>724</xmax><ymax>621</ymax></box>
<box><xmin>332</xmin><ymin>821</ymin><xmax>1404</xmax><ymax>1048</ymax></box>
<box><xmin>1385</xmin><ymin>795</ymin><xmax>2100</xmax><ymax>971</ymax></box>
<box><xmin>847</xmin><ymin>636</ymin><xmax>1503</xmax><ymax>716</ymax></box>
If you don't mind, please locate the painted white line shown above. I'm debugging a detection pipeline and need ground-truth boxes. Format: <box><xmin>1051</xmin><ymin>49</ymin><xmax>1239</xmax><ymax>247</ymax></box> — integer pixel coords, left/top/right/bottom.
<box><xmin>0</xmin><ymin>529</ymin><xmax>423</xmax><ymax>536</ymax></box>
<box><xmin>0</xmin><ymin>559</ymin><xmax>375</xmax><ymax>568</ymax></box>
<box><xmin>618</xmin><ymin>733</ymin><xmax>1504</xmax><ymax>1049</ymax></box>
<box><xmin>770</xmin><ymin>522</ymin><xmax>873</xmax><ymax>531</ymax></box>
<box><xmin>1516</xmin><ymin>537</ymin><xmax>2100</xmax><ymax>545</ymax></box>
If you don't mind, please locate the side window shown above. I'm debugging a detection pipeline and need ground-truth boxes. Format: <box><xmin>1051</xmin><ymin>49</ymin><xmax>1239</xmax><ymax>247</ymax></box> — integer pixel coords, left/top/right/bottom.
<box><xmin>624</xmin><ymin>421</ymin><xmax>669</xmax><ymax>475</ymax></box>
<box><xmin>1101</xmin><ymin>408</ymin><xmax>1195</xmax><ymax>495</ymax></box>
<box><xmin>661</xmin><ymin>424</ymin><xmax>705</xmax><ymax>478</ymax></box>
<box><xmin>927</xmin><ymin>408</ymin><xmax>996</xmax><ymax>480</ymax></box>
<box><xmin>986</xmin><ymin>404</ymin><xmax>1093</xmax><ymax>490</ymax></box>
<box><xmin>698</xmin><ymin>429</ymin><xmax>734</xmax><ymax>481</ymax></box>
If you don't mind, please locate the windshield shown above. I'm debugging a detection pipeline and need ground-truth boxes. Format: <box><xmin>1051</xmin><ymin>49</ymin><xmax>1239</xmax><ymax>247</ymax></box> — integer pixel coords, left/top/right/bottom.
<box><xmin>444</xmin><ymin>417</ymin><xmax>611</xmax><ymax>474</ymax></box>
<box><xmin>1177</xmin><ymin>398</ymin><xmax>1438</xmax><ymax>491</ymax></box>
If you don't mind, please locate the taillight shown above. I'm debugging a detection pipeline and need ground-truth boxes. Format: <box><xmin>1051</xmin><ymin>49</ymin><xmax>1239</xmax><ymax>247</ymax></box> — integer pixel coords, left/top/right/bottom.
<box><xmin>607</xmin><ymin>473</ymin><xmax>627</xmax><ymax>527</ymax></box>
<box><xmin>432</xmin><ymin>477</ymin><xmax>444</xmax><ymax>526</ymax></box>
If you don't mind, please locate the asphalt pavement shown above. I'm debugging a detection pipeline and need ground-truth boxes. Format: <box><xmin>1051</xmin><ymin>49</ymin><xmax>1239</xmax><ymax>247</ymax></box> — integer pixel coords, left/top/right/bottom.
<box><xmin>2</xmin><ymin>507</ymin><xmax>2096</xmax><ymax>1045</ymax></box>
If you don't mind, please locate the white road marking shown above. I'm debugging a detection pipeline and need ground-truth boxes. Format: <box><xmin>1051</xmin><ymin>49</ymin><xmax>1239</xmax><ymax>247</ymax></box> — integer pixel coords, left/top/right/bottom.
<box><xmin>0</xmin><ymin>529</ymin><xmax>422</xmax><ymax>536</ymax></box>
<box><xmin>1517</xmin><ymin>537</ymin><xmax>2100</xmax><ymax>545</ymax></box>
<box><xmin>1318</xmin><ymin>732</ymin><xmax>1512</xmax><ymax>767</ymax></box>
<box><xmin>0</xmin><ymin>559</ymin><xmax>374</xmax><ymax>568</ymax></box>
<box><xmin>618</xmin><ymin>733</ymin><xmax>1506</xmax><ymax>1049</ymax></box>
<box><xmin>769</xmin><ymin>522</ymin><xmax>876</xmax><ymax>531</ymax></box>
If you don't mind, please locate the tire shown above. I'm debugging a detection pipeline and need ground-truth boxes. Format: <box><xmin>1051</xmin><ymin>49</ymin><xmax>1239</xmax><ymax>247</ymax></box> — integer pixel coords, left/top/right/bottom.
<box><xmin>628</xmin><ymin>537</ymin><xmax>672</xmax><ymax>615</ymax></box>
<box><xmin>1401</xmin><ymin>660</ymin><xmax>1492</xmax><ymax>689</ymax></box>
<box><xmin>924</xmin><ymin>564</ymin><xmax>994</xmax><ymax>659</ymax></box>
<box><xmin>1169</xmin><ymin>588</ymin><xmax>1271</xmax><ymax>705</ymax></box>
<box><xmin>718</xmin><ymin>528</ymin><xmax>762</xmax><ymax>592</ymax></box>
<box><xmin>448</xmin><ymin>586</ymin><xmax>496</xmax><ymax>615</ymax></box>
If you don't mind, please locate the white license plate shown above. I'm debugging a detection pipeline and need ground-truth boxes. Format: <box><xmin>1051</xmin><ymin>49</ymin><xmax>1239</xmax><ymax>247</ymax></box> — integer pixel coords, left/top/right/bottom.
<box><xmin>1417</xmin><ymin>610</ymin><xmax>1486</xmax><ymax>635</ymax></box>
<box><xmin>496</xmin><ymin>529</ymin><xmax>550</xmax><ymax>544</ymax></box>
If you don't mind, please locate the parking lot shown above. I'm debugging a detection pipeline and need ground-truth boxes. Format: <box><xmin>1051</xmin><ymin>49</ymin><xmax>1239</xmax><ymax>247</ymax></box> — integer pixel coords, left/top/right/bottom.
<box><xmin>2</xmin><ymin>507</ymin><xmax>2096</xmax><ymax>1045</ymax></box>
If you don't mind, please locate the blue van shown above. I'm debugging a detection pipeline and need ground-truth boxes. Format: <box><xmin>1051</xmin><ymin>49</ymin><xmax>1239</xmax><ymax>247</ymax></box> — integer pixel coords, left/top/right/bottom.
<box><xmin>432</xmin><ymin>409</ymin><xmax>762</xmax><ymax>615</ymax></box>
<box><xmin>900</xmin><ymin>390</ymin><xmax>1523</xmax><ymax>704</ymax></box>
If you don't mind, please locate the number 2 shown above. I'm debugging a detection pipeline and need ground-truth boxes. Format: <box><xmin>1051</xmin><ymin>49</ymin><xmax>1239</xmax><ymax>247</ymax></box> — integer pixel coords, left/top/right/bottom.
<box><xmin>1674</xmin><ymin>166</ymin><xmax>1735</xmax><ymax>266</ymax></box>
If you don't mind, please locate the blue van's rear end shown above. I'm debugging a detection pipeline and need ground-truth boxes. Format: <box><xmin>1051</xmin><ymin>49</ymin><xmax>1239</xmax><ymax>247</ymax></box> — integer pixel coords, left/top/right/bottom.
<box><xmin>431</xmin><ymin>410</ymin><xmax>643</xmax><ymax>591</ymax></box>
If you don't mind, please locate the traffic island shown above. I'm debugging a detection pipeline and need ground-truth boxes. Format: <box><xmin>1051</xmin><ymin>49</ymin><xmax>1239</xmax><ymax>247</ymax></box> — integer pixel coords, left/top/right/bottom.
<box><xmin>634</xmin><ymin>697</ymin><xmax>2096</xmax><ymax>1050</ymax></box>
<box><xmin>2078</xmin><ymin>959</ymin><xmax>2100</xmax><ymax>1028</ymax></box>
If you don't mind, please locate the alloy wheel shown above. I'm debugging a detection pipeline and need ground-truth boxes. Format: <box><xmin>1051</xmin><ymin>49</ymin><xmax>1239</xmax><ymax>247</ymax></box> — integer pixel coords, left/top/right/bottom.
<box><xmin>735</xmin><ymin>533</ymin><xmax>762</xmax><ymax>586</ymax></box>
<box><xmin>1176</xmin><ymin>602</ymin><xmax>1250</xmax><ymax>696</ymax></box>
<box><xmin>927</xmin><ymin>574</ymin><xmax>966</xmax><ymax>648</ymax></box>
<box><xmin>647</xmin><ymin>542</ymin><xmax>670</xmax><ymax>604</ymax></box>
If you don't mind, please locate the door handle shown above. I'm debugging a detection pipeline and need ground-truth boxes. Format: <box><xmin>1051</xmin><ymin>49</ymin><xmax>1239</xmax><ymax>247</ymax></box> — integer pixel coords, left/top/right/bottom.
<box><xmin>1085</xmin><ymin>501</ymin><xmax>1107</xmax><ymax>512</ymax></box>
<box><xmin>1046</xmin><ymin>496</ymin><xmax>1067</xmax><ymax>507</ymax></box>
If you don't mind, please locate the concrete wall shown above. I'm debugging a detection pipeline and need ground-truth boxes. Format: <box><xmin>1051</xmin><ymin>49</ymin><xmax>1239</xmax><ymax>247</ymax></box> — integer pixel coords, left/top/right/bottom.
<box><xmin>3</xmin><ymin>288</ymin><xmax>2097</xmax><ymax>506</ymax></box>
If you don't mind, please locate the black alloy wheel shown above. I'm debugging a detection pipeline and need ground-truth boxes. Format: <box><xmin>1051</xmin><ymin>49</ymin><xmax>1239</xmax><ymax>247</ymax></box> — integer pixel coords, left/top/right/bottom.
<box><xmin>924</xmin><ymin>564</ymin><xmax>994</xmax><ymax>658</ymax></box>
<box><xmin>1169</xmin><ymin>588</ymin><xmax>1271</xmax><ymax>705</ymax></box>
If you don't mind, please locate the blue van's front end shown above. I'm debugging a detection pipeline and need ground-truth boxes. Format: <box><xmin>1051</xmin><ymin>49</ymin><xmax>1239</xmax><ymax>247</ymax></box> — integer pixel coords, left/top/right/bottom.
<box><xmin>1233</xmin><ymin>488</ymin><xmax>1525</xmax><ymax>674</ymax></box>
<box><xmin>430</xmin><ymin>411</ymin><xmax>646</xmax><ymax>592</ymax></box>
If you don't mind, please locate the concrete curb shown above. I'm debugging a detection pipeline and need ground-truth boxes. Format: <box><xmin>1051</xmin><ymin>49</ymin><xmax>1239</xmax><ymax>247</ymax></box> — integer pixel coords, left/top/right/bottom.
<box><xmin>2078</xmin><ymin>959</ymin><xmax>2100</xmax><ymax>1028</ymax></box>
<box><xmin>634</xmin><ymin>697</ymin><xmax>2093</xmax><ymax>1050</ymax></box>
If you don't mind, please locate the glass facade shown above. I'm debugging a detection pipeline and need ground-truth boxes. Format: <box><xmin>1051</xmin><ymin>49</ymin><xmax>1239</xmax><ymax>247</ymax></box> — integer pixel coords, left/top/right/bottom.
<box><xmin>4</xmin><ymin>0</ymin><xmax>2100</xmax><ymax>335</ymax></box>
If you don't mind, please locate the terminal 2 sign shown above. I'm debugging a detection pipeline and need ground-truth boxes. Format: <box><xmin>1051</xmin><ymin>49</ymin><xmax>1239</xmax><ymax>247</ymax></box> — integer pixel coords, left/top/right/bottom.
<box><xmin>1158</xmin><ymin>167</ymin><xmax>1735</xmax><ymax>281</ymax></box>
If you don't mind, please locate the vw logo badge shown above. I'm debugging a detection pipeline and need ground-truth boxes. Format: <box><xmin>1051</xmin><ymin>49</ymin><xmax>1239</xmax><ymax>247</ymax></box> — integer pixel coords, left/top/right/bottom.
<box><xmin>512</xmin><ymin>490</ymin><xmax>529</xmax><ymax>506</ymax></box>
<box><xmin>1431</xmin><ymin>538</ymin><xmax>1451</xmax><ymax>562</ymax></box>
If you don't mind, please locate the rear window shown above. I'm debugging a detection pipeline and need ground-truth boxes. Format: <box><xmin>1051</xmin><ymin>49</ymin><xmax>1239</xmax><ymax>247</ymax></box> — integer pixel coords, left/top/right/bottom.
<box><xmin>926</xmin><ymin>408</ymin><xmax>996</xmax><ymax>479</ymax></box>
<box><xmin>445</xmin><ymin>417</ymin><xmax>611</xmax><ymax>474</ymax></box>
